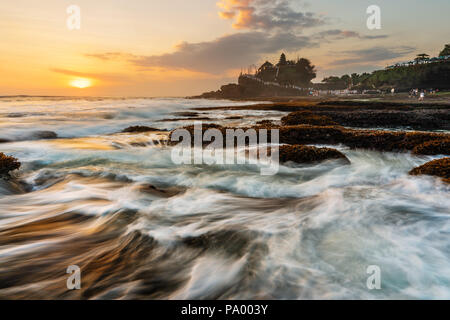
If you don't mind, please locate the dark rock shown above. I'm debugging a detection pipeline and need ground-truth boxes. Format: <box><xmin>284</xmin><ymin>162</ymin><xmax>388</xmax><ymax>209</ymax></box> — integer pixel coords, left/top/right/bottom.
<box><xmin>182</xmin><ymin>229</ymin><xmax>260</xmax><ymax>258</ymax></box>
<box><xmin>138</xmin><ymin>184</ymin><xmax>186</xmax><ymax>198</ymax></box>
<box><xmin>413</xmin><ymin>139</ymin><xmax>450</xmax><ymax>155</ymax></box>
<box><xmin>0</xmin><ymin>153</ymin><xmax>21</xmax><ymax>176</ymax></box>
<box><xmin>256</xmin><ymin>120</ymin><xmax>276</xmax><ymax>126</ymax></box>
<box><xmin>194</xmin><ymin>100</ymin><xmax>450</xmax><ymax>130</ymax></box>
<box><xmin>171</xmin><ymin>112</ymin><xmax>199</xmax><ymax>117</ymax></box>
<box><xmin>275</xmin><ymin>125</ymin><xmax>450</xmax><ymax>153</ymax></box>
<box><xmin>168</xmin><ymin>121</ymin><xmax>450</xmax><ymax>155</ymax></box>
<box><xmin>33</xmin><ymin>131</ymin><xmax>58</xmax><ymax>139</ymax></box>
<box><xmin>409</xmin><ymin>158</ymin><xmax>450</xmax><ymax>183</ymax></box>
<box><xmin>159</xmin><ymin>117</ymin><xmax>211</xmax><ymax>122</ymax></box>
<box><xmin>281</xmin><ymin>111</ymin><xmax>338</xmax><ymax>126</ymax></box>
<box><xmin>193</xmin><ymin>76</ymin><xmax>308</xmax><ymax>99</ymax></box>
<box><xmin>278</xmin><ymin>145</ymin><xmax>350</xmax><ymax>164</ymax></box>
<box><xmin>225</xmin><ymin>116</ymin><xmax>243</xmax><ymax>120</ymax></box>
<box><xmin>168</xmin><ymin>124</ymin><xmax>225</xmax><ymax>146</ymax></box>
<box><xmin>122</xmin><ymin>126</ymin><xmax>167</xmax><ymax>133</ymax></box>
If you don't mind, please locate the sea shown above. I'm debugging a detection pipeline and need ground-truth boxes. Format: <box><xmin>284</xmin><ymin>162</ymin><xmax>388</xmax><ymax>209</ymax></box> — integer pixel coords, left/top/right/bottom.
<box><xmin>0</xmin><ymin>96</ymin><xmax>449</xmax><ymax>299</ymax></box>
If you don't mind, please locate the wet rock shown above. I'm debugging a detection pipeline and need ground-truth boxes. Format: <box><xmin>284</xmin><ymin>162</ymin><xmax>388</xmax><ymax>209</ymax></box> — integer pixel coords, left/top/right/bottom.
<box><xmin>159</xmin><ymin>117</ymin><xmax>211</xmax><ymax>122</ymax></box>
<box><xmin>0</xmin><ymin>153</ymin><xmax>21</xmax><ymax>176</ymax></box>
<box><xmin>168</xmin><ymin>124</ymin><xmax>225</xmax><ymax>146</ymax></box>
<box><xmin>182</xmin><ymin>229</ymin><xmax>260</xmax><ymax>258</ymax></box>
<box><xmin>168</xmin><ymin>122</ymin><xmax>450</xmax><ymax>155</ymax></box>
<box><xmin>256</xmin><ymin>120</ymin><xmax>276</xmax><ymax>126</ymax></box>
<box><xmin>195</xmin><ymin>100</ymin><xmax>450</xmax><ymax>130</ymax></box>
<box><xmin>225</xmin><ymin>116</ymin><xmax>243</xmax><ymax>120</ymax></box>
<box><xmin>32</xmin><ymin>131</ymin><xmax>58</xmax><ymax>140</ymax></box>
<box><xmin>275</xmin><ymin>125</ymin><xmax>450</xmax><ymax>154</ymax></box>
<box><xmin>278</xmin><ymin>145</ymin><xmax>350</xmax><ymax>164</ymax></box>
<box><xmin>409</xmin><ymin>158</ymin><xmax>450</xmax><ymax>183</ymax></box>
<box><xmin>413</xmin><ymin>139</ymin><xmax>450</xmax><ymax>155</ymax></box>
<box><xmin>281</xmin><ymin>111</ymin><xmax>338</xmax><ymax>126</ymax></box>
<box><xmin>138</xmin><ymin>184</ymin><xmax>186</xmax><ymax>198</ymax></box>
<box><xmin>171</xmin><ymin>112</ymin><xmax>199</xmax><ymax>117</ymax></box>
<box><xmin>122</xmin><ymin>126</ymin><xmax>167</xmax><ymax>133</ymax></box>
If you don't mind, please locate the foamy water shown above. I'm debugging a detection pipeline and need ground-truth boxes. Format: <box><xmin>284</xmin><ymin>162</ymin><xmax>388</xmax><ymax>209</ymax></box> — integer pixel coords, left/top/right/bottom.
<box><xmin>0</xmin><ymin>97</ymin><xmax>449</xmax><ymax>299</ymax></box>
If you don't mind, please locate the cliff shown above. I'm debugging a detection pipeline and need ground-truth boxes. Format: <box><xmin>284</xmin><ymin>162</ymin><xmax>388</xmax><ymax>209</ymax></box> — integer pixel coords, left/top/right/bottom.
<box><xmin>193</xmin><ymin>75</ymin><xmax>308</xmax><ymax>99</ymax></box>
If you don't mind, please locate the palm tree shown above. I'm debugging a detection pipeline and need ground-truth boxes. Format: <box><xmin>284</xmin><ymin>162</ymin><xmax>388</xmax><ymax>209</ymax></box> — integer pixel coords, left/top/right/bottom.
<box><xmin>415</xmin><ymin>53</ymin><xmax>430</xmax><ymax>64</ymax></box>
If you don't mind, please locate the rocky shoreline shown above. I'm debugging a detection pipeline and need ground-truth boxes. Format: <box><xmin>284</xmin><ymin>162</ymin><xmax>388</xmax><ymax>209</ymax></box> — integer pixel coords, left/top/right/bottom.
<box><xmin>193</xmin><ymin>100</ymin><xmax>450</xmax><ymax>131</ymax></box>
<box><xmin>2</xmin><ymin>98</ymin><xmax>449</xmax><ymax>188</ymax></box>
<box><xmin>167</xmin><ymin>98</ymin><xmax>450</xmax><ymax>182</ymax></box>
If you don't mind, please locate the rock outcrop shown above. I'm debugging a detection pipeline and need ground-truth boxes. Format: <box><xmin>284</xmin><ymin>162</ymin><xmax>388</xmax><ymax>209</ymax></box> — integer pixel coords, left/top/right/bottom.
<box><xmin>281</xmin><ymin>111</ymin><xmax>337</xmax><ymax>126</ymax></box>
<box><xmin>122</xmin><ymin>126</ymin><xmax>167</xmax><ymax>133</ymax></box>
<box><xmin>278</xmin><ymin>145</ymin><xmax>350</xmax><ymax>164</ymax></box>
<box><xmin>409</xmin><ymin>158</ymin><xmax>450</xmax><ymax>183</ymax></box>
<box><xmin>412</xmin><ymin>139</ymin><xmax>450</xmax><ymax>155</ymax></box>
<box><xmin>0</xmin><ymin>152</ymin><xmax>21</xmax><ymax>176</ymax></box>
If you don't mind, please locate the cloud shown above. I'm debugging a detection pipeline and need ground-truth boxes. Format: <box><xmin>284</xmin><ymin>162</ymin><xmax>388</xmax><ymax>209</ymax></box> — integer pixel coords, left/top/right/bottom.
<box><xmin>362</xmin><ymin>35</ymin><xmax>389</xmax><ymax>40</ymax></box>
<box><xmin>315</xmin><ymin>29</ymin><xmax>389</xmax><ymax>40</ymax></box>
<box><xmin>217</xmin><ymin>0</ymin><xmax>323</xmax><ymax>31</ymax></box>
<box><xmin>332</xmin><ymin>46</ymin><xmax>416</xmax><ymax>65</ymax></box>
<box><xmin>84</xmin><ymin>52</ymin><xmax>137</xmax><ymax>61</ymax></box>
<box><xmin>129</xmin><ymin>32</ymin><xmax>316</xmax><ymax>73</ymax></box>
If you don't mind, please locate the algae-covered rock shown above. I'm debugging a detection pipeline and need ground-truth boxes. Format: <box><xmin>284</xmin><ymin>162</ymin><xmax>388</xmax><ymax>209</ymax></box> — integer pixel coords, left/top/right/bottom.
<box><xmin>278</xmin><ymin>145</ymin><xmax>350</xmax><ymax>164</ymax></box>
<box><xmin>122</xmin><ymin>126</ymin><xmax>166</xmax><ymax>133</ymax></box>
<box><xmin>0</xmin><ymin>152</ymin><xmax>21</xmax><ymax>176</ymax></box>
<box><xmin>413</xmin><ymin>139</ymin><xmax>450</xmax><ymax>155</ymax></box>
<box><xmin>281</xmin><ymin>111</ymin><xmax>338</xmax><ymax>126</ymax></box>
<box><xmin>409</xmin><ymin>157</ymin><xmax>450</xmax><ymax>183</ymax></box>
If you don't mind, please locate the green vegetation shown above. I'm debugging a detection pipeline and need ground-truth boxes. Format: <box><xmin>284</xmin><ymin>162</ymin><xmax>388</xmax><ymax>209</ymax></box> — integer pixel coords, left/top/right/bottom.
<box><xmin>321</xmin><ymin>44</ymin><xmax>450</xmax><ymax>91</ymax></box>
<box><xmin>439</xmin><ymin>44</ymin><xmax>450</xmax><ymax>57</ymax></box>
<box><xmin>435</xmin><ymin>91</ymin><xmax>450</xmax><ymax>96</ymax></box>
<box><xmin>358</xmin><ymin>61</ymin><xmax>450</xmax><ymax>90</ymax></box>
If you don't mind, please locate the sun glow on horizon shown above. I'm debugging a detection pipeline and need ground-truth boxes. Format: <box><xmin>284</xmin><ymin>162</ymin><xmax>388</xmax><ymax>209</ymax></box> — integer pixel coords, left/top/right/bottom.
<box><xmin>70</xmin><ymin>78</ymin><xmax>92</xmax><ymax>89</ymax></box>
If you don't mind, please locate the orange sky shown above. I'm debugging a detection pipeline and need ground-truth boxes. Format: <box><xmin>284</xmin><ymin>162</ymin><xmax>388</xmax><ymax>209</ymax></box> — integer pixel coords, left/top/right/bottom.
<box><xmin>1</xmin><ymin>0</ymin><xmax>449</xmax><ymax>97</ymax></box>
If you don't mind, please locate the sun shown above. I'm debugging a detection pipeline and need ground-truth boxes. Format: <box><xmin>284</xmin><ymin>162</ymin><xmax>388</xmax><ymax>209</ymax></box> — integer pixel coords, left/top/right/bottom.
<box><xmin>70</xmin><ymin>78</ymin><xmax>92</xmax><ymax>89</ymax></box>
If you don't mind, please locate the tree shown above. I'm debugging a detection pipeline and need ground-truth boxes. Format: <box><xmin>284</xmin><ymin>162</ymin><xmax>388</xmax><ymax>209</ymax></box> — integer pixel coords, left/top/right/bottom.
<box><xmin>322</xmin><ymin>76</ymin><xmax>341</xmax><ymax>84</ymax></box>
<box><xmin>415</xmin><ymin>53</ymin><xmax>430</xmax><ymax>63</ymax></box>
<box><xmin>277</xmin><ymin>53</ymin><xmax>287</xmax><ymax>66</ymax></box>
<box><xmin>294</xmin><ymin>58</ymin><xmax>317</xmax><ymax>86</ymax></box>
<box><xmin>340</xmin><ymin>74</ymin><xmax>351</xmax><ymax>88</ymax></box>
<box><xmin>439</xmin><ymin>44</ymin><xmax>450</xmax><ymax>57</ymax></box>
<box><xmin>351</xmin><ymin>73</ymin><xmax>360</xmax><ymax>86</ymax></box>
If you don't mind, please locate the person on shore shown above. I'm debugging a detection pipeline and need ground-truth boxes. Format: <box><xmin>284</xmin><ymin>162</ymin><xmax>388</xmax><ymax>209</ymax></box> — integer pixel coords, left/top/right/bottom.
<box><xmin>391</xmin><ymin>88</ymin><xmax>395</xmax><ymax>95</ymax></box>
<box><xmin>419</xmin><ymin>91</ymin><xmax>425</xmax><ymax>101</ymax></box>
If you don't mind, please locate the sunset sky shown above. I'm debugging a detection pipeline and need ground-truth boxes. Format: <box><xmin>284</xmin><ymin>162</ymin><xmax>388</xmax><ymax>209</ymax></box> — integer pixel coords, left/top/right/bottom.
<box><xmin>1</xmin><ymin>0</ymin><xmax>449</xmax><ymax>97</ymax></box>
